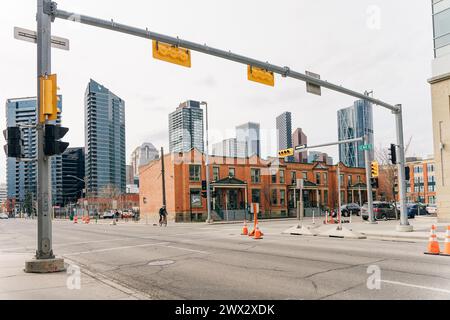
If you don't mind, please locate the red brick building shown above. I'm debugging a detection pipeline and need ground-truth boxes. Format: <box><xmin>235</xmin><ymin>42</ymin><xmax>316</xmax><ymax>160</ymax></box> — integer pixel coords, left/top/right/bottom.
<box><xmin>78</xmin><ymin>194</ymin><xmax>139</xmax><ymax>213</ymax></box>
<box><xmin>139</xmin><ymin>149</ymin><xmax>369</xmax><ymax>222</ymax></box>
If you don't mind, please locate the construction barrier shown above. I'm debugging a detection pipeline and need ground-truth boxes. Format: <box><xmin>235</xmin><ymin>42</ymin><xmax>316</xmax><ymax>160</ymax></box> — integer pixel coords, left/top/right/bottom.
<box><xmin>425</xmin><ymin>225</ymin><xmax>441</xmax><ymax>255</ymax></box>
<box><xmin>441</xmin><ymin>226</ymin><xmax>450</xmax><ymax>257</ymax></box>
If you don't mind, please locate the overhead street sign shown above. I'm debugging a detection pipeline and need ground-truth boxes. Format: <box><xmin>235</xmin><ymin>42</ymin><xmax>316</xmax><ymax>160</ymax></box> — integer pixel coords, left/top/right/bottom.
<box><xmin>152</xmin><ymin>40</ymin><xmax>191</xmax><ymax>68</ymax></box>
<box><xmin>248</xmin><ymin>66</ymin><xmax>275</xmax><ymax>87</ymax></box>
<box><xmin>305</xmin><ymin>71</ymin><xmax>322</xmax><ymax>96</ymax></box>
<box><xmin>14</xmin><ymin>27</ymin><xmax>70</xmax><ymax>51</ymax></box>
<box><xmin>295</xmin><ymin>144</ymin><xmax>308</xmax><ymax>151</ymax></box>
<box><xmin>359</xmin><ymin>144</ymin><xmax>373</xmax><ymax>151</ymax></box>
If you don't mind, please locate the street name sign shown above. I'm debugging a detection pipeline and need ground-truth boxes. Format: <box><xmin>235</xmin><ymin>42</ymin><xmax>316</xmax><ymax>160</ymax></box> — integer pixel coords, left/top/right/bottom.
<box><xmin>14</xmin><ymin>27</ymin><xmax>70</xmax><ymax>51</ymax></box>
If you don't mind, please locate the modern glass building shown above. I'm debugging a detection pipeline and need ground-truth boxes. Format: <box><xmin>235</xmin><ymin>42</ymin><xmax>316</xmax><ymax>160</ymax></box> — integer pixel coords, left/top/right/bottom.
<box><xmin>338</xmin><ymin>99</ymin><xmax>374</xmax><ymax>168</ymax></box>
<box><xmin>5</xmin><ymin>97</ymin><xmax>63</xmax><ymax>207</ymax></box>
<box><xmin>131</xmin><ymin>142</ymin><xmax>159</xmax><ymax>182</ymax></box>
<box><xmin>236</xmin><ymin>122</ymin><xmax>261</xmax><ymax>158</ymax></box>
<box><xmin>62</xmin><ymin>147</ymin><xmax>85</xmax><ymax>205</ymax></box>
<box><xmin>169</xmin><ymin>100</ymin><xmax>204</xmax><ymax>153</ymax></box>
<box><xmin>433</xmin><ymin>0</ymin><xmax>450</xmax><ymax>58</ymax></box>
<box><xmin>276</xmin><ymin>112</ymin><xmax>294</xmax><ymax>162</ymax></box>
<box><xmin>212</xmin><ymin>138</ymin><xmax>247</xmax><ymax>158</ymax></box>
<box><xmin>85</xmin><ymin>79</ymin><xmax>126</xmax><ymax>196</ymax></box>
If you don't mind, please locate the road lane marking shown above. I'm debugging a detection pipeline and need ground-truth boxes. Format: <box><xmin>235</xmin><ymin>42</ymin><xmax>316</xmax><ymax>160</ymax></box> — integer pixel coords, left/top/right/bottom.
<box><xmin>64</xmin><ymin>242</ymin><xmax>170</xmax><ymax>256</ymax></box>
<box><xmin>158</xmin><ymin>245</ymin><xmax>209</xmax><ymax>255</ymax></box>
<box><xmin>380</xmin><ymin>280</ymin><xmax>450</xmax><ymax>295</ymax></box>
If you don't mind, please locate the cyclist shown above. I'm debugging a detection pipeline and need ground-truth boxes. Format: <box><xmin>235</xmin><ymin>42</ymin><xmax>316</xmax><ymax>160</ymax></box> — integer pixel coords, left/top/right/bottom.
<box><xmin>159</xmin><ymin>205</ymin><xmax>168</xmax><ymax>227</ymax></box>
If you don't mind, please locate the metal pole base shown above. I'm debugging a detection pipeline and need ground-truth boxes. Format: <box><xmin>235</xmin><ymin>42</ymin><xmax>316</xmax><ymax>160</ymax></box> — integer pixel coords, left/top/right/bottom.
<box><xmin>206</xmin><ymin>219</ymin><xmax>213</xmax><ymax>224</ymax></box>
<box><xmin>24</xmin><ymin>258</ymin><xmax>66</xmax><ymax>273</ymax></box>
<box><xmin>396</xmin><ymin>224</ymin><xmax>414</xmax><ymax>232</ymax></box>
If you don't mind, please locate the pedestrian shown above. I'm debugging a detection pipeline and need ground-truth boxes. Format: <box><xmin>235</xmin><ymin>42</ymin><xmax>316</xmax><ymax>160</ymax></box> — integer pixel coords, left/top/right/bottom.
<box><xmin>159</xmin><ymin>205</ymin><xmax>168</xmax><ymax>227</ymax></box>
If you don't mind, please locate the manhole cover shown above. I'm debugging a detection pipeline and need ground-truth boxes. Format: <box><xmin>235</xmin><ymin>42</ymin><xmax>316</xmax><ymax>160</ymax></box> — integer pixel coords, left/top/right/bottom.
<box><xmin>148</xmin><ymin>260</ymin><xmax>175</xmax><ymax>267</ymax></box>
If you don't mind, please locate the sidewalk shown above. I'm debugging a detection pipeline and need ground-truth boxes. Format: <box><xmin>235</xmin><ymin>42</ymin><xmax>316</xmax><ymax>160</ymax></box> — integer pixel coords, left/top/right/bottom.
<box><xmin>0</xmin><ymin>253</ymin><xmax>144</xmax><ymax>300</ymax></box>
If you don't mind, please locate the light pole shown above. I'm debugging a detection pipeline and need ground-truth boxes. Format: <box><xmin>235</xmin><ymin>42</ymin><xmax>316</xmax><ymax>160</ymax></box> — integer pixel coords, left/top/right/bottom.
<box><xmin>200</xmin><ymin>101</ymin><xmax>212</xmax><ymax>224</ymax></box>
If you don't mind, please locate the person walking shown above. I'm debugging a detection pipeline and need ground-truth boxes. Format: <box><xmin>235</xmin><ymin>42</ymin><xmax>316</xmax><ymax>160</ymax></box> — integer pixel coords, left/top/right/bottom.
<box><xmin>159</xmin><ymin>205</ymin><xmax>168</xmax><ymax>227</ymax></box>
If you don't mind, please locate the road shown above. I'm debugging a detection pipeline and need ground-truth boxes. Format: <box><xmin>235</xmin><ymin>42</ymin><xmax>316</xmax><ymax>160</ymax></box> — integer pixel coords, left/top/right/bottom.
<box><xmin>1</xmin><ymin>218</ymin><xmax>450</xmax><ymax>300</ymax></box>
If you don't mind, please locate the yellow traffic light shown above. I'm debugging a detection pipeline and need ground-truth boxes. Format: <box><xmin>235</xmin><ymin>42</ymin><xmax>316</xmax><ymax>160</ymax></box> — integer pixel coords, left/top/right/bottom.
<box><xmin>39</xmin><ymin>74</ymin><xmax>58</xmax><ymax>124</ymax></box>
<box><xmin>152</xmin><ymin>41</ymin><xmax>191</xmax><ymax>68</ymax></box>
<box><xmin>248</xmin><ymin>66</ymin><xmax>275</xmax><ymax>87</ymax></box>
<box><xmin>278</xmin><ymin>148</ymin><xmax>294</xmax><ymax>158</ymax></box>
<box><xmin>371</xmin><ymin>161</ymin><xmax>379</xmax><ymax>178</ymax></box>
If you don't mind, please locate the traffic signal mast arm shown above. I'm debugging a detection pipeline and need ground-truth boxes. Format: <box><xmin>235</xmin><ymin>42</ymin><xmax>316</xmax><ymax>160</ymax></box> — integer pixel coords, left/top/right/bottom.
<box><xmin>49</xmin><ymin>4</ymin><xmax>399</xmax><ymax>112</ymax></box>
<box><xmin>294</xmin><ymin>137</ymin><xmax>364</xmax><ymax>154</ymax></box>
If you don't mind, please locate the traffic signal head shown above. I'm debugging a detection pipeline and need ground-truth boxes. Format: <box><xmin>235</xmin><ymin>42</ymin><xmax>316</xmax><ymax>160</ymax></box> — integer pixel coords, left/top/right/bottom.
<box><xmin>370</xmin><ymin>177</ymin><xmax>379</xmax><ymax>189</ymax></box>
<box><xmin>202</xmin><ymin>180</ymin><xmax>207</xmax><ymax>191</ymax></box>
<box><xmin>201</xmin><ymin>191</ymin><xmax>207</xmax><ymax>199</ymax></box>
<box><xmin>44</xmin><ymin>124</ymin><xmax>69</xmax><ymax>156</ymax></box>
<box><xmin>389</xmin><ymin>144</ymin><xmax>397</xmax><ymax>165</ymax></box>
<box><xmin>3</xmin><ymin>127</ymin><xmax>24</xmax><ymax>159</ymax></box>
<box><xmin>371</xmin><ymin>161</ymin><xmax>379</xmax><ymax>178</ymax></box>
<box><xmin>278</xmin><ymin>148</ymin><xmax>294</xmax><ymax>158</ymax></box>
<box><xmin>405</xmin><ymin>166</ymin><xmax>411</xmax><ymax>181</ymax></box>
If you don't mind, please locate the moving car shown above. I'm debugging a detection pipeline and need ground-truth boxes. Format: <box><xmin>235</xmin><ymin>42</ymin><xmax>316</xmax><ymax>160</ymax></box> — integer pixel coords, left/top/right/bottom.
<box><xmin>102</xmin><ymin>211</ymin><xmax>116</xmax><ymax>219</ymax></box>
<box><xmin>406</xmin><ymin>204</ymin><xmax>428</xmax><ymax>218</ymax></box>
<box><xmin>361</xmin><ymin>202</ymin><xmax>397</xmax><ymax>221</ymax></box>
<box><xmin>0</xmin><ymin>213</ymin><xmax>9</xmax><ymax>219</ymax></box>
<box><xmin>426</xmin><ymin>204</ymin><xmax>438</xmax><ymax>215</ymax></box>
<box><xmin>340</xmin><ymin>203</ymin><xmax>361</xmax><ymax>217</ymax></box>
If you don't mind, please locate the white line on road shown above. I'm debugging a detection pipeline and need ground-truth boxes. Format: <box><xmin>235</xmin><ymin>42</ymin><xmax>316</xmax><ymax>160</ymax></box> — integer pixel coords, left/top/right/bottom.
<box><xmin>381</xmin><ymin>280</ymin><xmax>450</xmax><ymax>295</ymax></box>
<box><xmin>64</xmin><ymin>242</ymin><xmax>170</xmax><ymax>256</ymax></box>
<box><xmin>161</xmin><ymin>245</ymin><xmax>209</xmax><ymax>255</ymax></box>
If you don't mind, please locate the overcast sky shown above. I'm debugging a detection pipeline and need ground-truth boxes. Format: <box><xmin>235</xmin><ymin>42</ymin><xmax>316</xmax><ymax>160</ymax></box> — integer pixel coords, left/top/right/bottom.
<box><xmin>0</xmin><ymin>0</ymin><xmax>434</xmax><ymax>183</ymax></box>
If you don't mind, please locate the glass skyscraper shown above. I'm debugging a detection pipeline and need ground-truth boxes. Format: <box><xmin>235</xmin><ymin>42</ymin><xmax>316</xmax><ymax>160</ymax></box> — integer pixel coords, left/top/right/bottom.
<box><xmin>433</xmin><ymin>0</ymin><xmax>450</xmax><ymax>58</ymax></box>
<box><xmin>236</xmin><ymin>122</ymin><xmax>261</xmax><ymax>158</ymax></box>
<box><xmin>85</xmin><ymin>79</ymin><xmax>126</xmax><ymax>196</ymax></box>
<box><xmin>276</xmin><ymin>112</ymin><xmax>294</xmax><ymax>162</ymax></box>
<box><xmin>5</xmin><ymin>97</ymin><xmax>63</xmax><ymax>207</ymax></box>
<box><xmin>338</xmin><ymin>99</ymin><xmax>374</xmax><ymax>168</ymax></box>
<box><xmin>62</xmin><ymin>147</ymin><xmax>85</xmax><ymax>205</ymax></box>
<box><xmin>169</xmin><ymin>100</ymin><xmax>204</xmax><ymax>153</ymax></box>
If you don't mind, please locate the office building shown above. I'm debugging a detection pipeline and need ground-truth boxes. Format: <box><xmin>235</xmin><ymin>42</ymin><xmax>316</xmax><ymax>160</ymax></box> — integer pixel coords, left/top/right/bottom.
<box><xmin>6</xmin><ymin>97</ymin><xmax>63</xmax><ymax>207</ymax></box>
<box><xmin>308</xmin><ymin>151</ymin><xmax>332</xmax><ymax>165</ymax></box>
<box><xmin>85</xmin><ymin>79</ymin><xmax>126</xmax><ymax>196</ymax></box>
<box><xmin>292</xmin><ymin>128</ymin><xmax>308</xmax><ymax>163</ymax></box>
<box><xmin>236</xmin><ymin>122</ymin><xmax>261</xmax><ymax>158</ymax></box>
<box><xmin>62</xmin><ymin>147</ymin><xmax>85</xmax><ymax>205</ymax></box>
<box><xmin>131</xmin><ymin>143</ymin><xmax>159</xmax><ymax>180</ymax></box>
<box><xmin>212</xmin><ymin>138</ymin><xmax>247</xmax><ymax>158</ymax></box>
<box><xmin>337</xmin><ymin>99</ymin><xmax>374</xmax><ymax>168</ymax></box>
<box><xmin>430</xmin><ymin>0</ymin><xmax>450</xmax><ymax>222</ymax></box>
<box><xmin>169</xmin><ymin>100</ymin><xmax>204</xmax><ymax>153</ymax></box>
<box><xmin>0</xmin><ymin>183</ymin><xmax>6</xmax><ymax>206</ymax></box>
<box><xmin>276</xmin><ymin>112</ymin><xmax>294</xmax><ymax>162</ymax></box>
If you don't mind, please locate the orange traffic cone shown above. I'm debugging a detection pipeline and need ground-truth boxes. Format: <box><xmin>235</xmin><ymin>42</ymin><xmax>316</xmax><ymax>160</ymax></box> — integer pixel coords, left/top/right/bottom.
<box><xmin>441</xmin><ymin>226</ymin><xmax>450</xmax><ymax>256</ymax></box>
<box><xmin>74</xmin><ymin>216</ymin><xmax>78</xmax><ymax>224</ymax></box>
<box><xmin>425</xmin><ymin>225</ymin><xmax>441</xmax><ymax>255</ymax></box>
<box><xmin>241</xmin><ymin>221</ymin><xmax>249</xmax><ymax>236</ymax></box>
<box><xmin>254</xmin><ymin>226</ymin><xmax>263</xmax><ymax>240</ymax></box>
<box><xmin>86</xmin><ymin>216</ymin><xmax>90</xmax><ymax>224</ymax></box>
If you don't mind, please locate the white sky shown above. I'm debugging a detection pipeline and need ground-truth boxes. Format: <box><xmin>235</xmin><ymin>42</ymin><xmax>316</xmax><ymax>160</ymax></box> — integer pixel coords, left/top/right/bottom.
<box><xmin>0</xmin><ymin>0</ymin><xmax>434</xmax><ymax>183</ymax></box>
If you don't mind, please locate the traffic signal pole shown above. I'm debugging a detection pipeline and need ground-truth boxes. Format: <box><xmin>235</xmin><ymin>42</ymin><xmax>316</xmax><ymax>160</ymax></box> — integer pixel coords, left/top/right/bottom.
<box><xmin>363</xmin><ymin>135</ymin><xmax>376</xmax><ymax>224</ymax></box>
<box><xmin>39</xmin><ymin>2</ymin><xmax>412</xmax><ymax>232</ymax></box>
<box><xmin>25</xmin><ymin>0</ymin><xmax>65</xmax><ymax>273</ymax></box>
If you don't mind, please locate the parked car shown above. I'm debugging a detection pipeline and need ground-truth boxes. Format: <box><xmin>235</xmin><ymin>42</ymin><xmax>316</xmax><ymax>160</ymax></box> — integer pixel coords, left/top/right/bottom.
<box><xmin>340</xmin><ymin>203</ymin><xmax>361</xmax><ymax>217</ymax></box>
<box><xmin>0</xmin><ymin>213</ymin><xmax>9</xmax><ymax>219</ymax></box>
<box><xmin>121</xmin><ymin>210</ymin><xmax>135</xmax><ymax>219</ymax></box>
<box><xmin>361</xmin><ymin>201</ymin><xmax>397</xmax><ymax>221</ymax></box>
<box><xmin>102</xmin><ymin>211</ymin><xmax>116</xmax><ymax>219</ymax></box>
<box><xmin>407</xmin><ymin>204</ymin><xmax>428</xmax><ymax>218</ymax></box>
<box><xmin>426</xmin><ymin>204</ymin><xmax>438</xmax><ymax>215</ymax></box>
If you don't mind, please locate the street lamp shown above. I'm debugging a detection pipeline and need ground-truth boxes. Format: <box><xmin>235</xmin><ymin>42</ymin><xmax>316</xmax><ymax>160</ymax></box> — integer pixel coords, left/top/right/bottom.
<box><xmin>200</xmin><ymin>101</ymin><xmax>212</xmax><ymax>224</ymax></box>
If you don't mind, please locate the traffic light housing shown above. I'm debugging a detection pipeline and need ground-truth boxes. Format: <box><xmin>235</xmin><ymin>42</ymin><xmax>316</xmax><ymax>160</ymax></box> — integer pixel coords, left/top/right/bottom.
<box><xmin>3</xmin><ymin>127</ymin><xmax>24</xmax><ymax>159</ymax></box>
<box><xmin>371</xmin><ymin>161</ymin><xmax>379</xmax><ymax>178</ymax></box>
<box><xmin>201</xmin><ymin>191</ymin><xmax>207</xmax><ymax>199</ymax></box>
<box><xmin>370</xmin><ymin>177</ymin><xmax>379</xmax><ymax>189</ymax></box>
<box><xmin>389</xmin><ymin>144</ymin><xmax>397</xmax><ymax>165</ymax></box>
<box><xmin>278</xmin><ymin>148</ymin><xmax>294</xmax><ymax>158</ymax></box>
<box><xmin>39</xmin><ymin>74</ymin><xmax>58</xmax><ymax>123</ymax></box>
<box><xmin>405</xmin><ymin>166</ymin><xmax>411</xmax><ymax>181</ymax></box>
<box><xmin>44</xmin><ymin>124</ymin><xmax>69</xmax><ymax>156</ymax></box>
<box><xmin>202</xmin><ymin>180</ymin><xmax>207</xmax><ymax>191</ymax></box>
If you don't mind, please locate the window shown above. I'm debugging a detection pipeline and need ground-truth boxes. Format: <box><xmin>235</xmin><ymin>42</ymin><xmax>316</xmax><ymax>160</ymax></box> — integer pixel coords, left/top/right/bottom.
<box><xmin>428</xmin><ymin>163</ymin><xmax>435</xmax><ymax>173</ymax></box>
<box><xmin>280</xmin><ymin>190</ymin><xmax>286</xmax><ymax>206</ymax></box>
<box><xmin>271</xmin><ymin>189</ymin><xmax>278</xmax><ymax>205</ymax></box>
<box><xmin>252</xmin><ymin>189</ymin><xmax>261</xmax><ymax>204</ymax></box>
<box><xmin>340</xmin><ymin>174</ymin><xmax>344</xmax><ymax>187</ymax></box>
<box><xmin>428</xmin><ymin>196</ymin><xmax>436</xmax><ymax>204</ymax></box>
<box><xmin>189</xmin><ymin>165</ymin><xmax>201</xmax><ymax>182</ymax></box>
<box><xmin>357</xmin><ymin>175</ymin><xmax>361</xmax><ymax>183</ymax></box>
<box><xmin>324</xmin><ymin>190</ymin><xmax>328</xmax><ymax>204</ymax></box>
<box><xmin>302</xmin><ymin>172</ymin><xmax>307</xmax><ymax>180</ymax></box>
<box><xmin>271</xmin><ymin>170</ymin><xmax>277</xmax><ymax>183</ymax></box>
<box><xmin>280</xmin><ymin>170</ymin><xmax>285</xmax><ymax>184</ymax></box>
<box><xmin>316</xmin><ymin>173</ymin><xmax>321</xmax><ymax>185</ymax></box>
<box><xmin>190</xmin><ymin>189</ymin><xmax>202</xmax><ymax>207</ymax></box>
<box><xmin>228</xmin><ymin>167</ymin><xmax>235</xmax><ymax>178</ymax></box>
<box><xmin>291</xmin><ymin>171</ymin><xmax>297</xmax><ymax>185</ymax></box>
<box><xmin>323</xmin><ymin>173</ymin><xmax>328</xmax><ymax>185</ymax></box>
<box><xmin>348</xmin><ymin>175</ymin><xmax>352</xmax><ymax>186</ymax></box>
<box><xmin>251</xmin><ymin>169</ymin><xmax>261</xmax><ymax>183</ymax></box>
<box><xmin>213</xmin><ymin>167</ymin><xmax>220</xmax><ymax>181</ymax></box>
